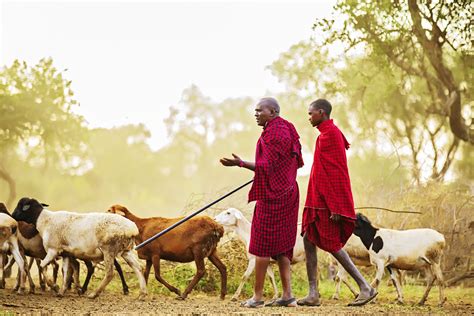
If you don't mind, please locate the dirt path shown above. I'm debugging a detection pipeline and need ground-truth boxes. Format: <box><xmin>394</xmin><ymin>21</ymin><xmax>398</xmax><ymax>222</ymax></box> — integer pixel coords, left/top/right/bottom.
<box><xmin>1</xmin><ymin>289</ymin><xmax>473</xmax><ymax>315</ymax></box>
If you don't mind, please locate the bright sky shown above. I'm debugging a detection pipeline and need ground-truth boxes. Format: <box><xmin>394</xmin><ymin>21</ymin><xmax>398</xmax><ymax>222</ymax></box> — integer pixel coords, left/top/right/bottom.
<box><xmin>1</xmin><ymin>0</ymin><xmax>336</xmax><ymax>149</ymax></box>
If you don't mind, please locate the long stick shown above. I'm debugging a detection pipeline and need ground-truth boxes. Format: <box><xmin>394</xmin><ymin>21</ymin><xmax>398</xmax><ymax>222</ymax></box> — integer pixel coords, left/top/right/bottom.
<box><xmin>135</xmin><ymin>179</ymin><xmax>254</xmax><ymax>250</ymax></box>
<box><xmin>355</xmin><ymin>206</ymin><xmax>422</xmax><ymax>214</ymax></box>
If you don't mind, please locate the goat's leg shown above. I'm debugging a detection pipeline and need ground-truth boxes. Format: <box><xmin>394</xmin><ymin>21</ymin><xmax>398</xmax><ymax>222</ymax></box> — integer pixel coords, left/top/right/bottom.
<box><xmin>52</xmin><ymin>259</ymin><xmax>59</xmax><ymax>284</ymax></box>
<box><xmin>180</xmin><ymin>252</ymin><xmax>206</xmax><ymax>300</ymax></box>
<box><xmin>40</xmin><ymin>249</ymin><xmax>58</xmax><ymax>269</ymax></box>
<box><xmin>266</xmin><ymin>263</ymin><xmax>279</xmax><ymax>300</ymax></box>
<box><xmin>121</xmin><ymin>250</ymin><xmax>147</xmax><ymax>300</ymax></box>
<box><xmin>208</xmin><ymin>250</ymin><xmax>227</xmax><ymax>300</ymax></box>
<box><xmin>387</xmin><ymin>266</ymin><xmax>404</xmax><ymax>304</ymax></box>
<box><xmin>144</xmin><ymin>260</ymin><xmax>152</xmax><ymax>284</ymax></box>
<box><xmin>418</xmin><ymin>268</ymin><xmax>434</xmax><ymax>306</ymax></box>
<box><xmin>114</xmin><ymin>259</ymin><xmax>129</xmax><ymax>295</ymax></box>
<box><xmin>81</xmin><ymin>260</ymin><xmax>94</xmax><ymax>294</ymax></box>
<box><xmin>3</xmin><ymin>254</ymin><xmax>13</xmax><ymax>279</ymax></box>
<box><xmin>151</xmin><ymin>254</ymin><xmax>181</xmax><ymax>296</ymax></box>
<box><xmin>41</xmin><ymin>264</ymin><xmax>60</xmax><ymax>293</ymax></box>
<box><xmin>87</xmin><ymin>254</ymin><xmax>114</xmax><ymax>299</ymax></box>
<box><xmin>231</xmin><ymin>256</ymin><xmax>255</xmax><ymax>301</ymax></box>
<box><xmin>432</xmin><ymin>262</ymin><xmax>446</xmax><ymax>307</ymax></box>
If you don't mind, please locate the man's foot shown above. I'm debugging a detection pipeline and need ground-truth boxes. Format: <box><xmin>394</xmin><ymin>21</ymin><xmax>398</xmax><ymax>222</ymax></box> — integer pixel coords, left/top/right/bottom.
<box><xmin>265</xmin><ymin>297</ymin><xmax>297</xmax><ymax>307</ymax></box>
<box><xmin>297</xmin><ymin>296</ymin><xmax>321</xmax><ymax>306</ymax></box>
<box><xmin>348</xmin><ymin>288</ymin><xmax>378</xmax><ymax>306</ymax></box>
<box><xmin>240</xmin><ymin>298</ymin><xmax>264</xmax><ymax>308</ymax></box>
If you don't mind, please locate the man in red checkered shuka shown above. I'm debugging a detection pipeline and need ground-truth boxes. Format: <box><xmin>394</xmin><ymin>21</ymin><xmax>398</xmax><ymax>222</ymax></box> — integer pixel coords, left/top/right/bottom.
<box><xmin>297</xmin><ymin>99</ymin><xmax>377</xmax><ymax>307</ymax></box>
<box><xmin>220</xmin><ymin>97</ymin><xmax>304</xmax><ymax>308</ymax></box>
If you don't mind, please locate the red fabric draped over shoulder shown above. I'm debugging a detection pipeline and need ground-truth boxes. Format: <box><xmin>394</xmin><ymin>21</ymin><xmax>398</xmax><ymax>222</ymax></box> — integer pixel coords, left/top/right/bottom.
<box><xmin>302</xmin><ymin>119</ymin><xmax>355</xmax><ymax>253</ymax></box>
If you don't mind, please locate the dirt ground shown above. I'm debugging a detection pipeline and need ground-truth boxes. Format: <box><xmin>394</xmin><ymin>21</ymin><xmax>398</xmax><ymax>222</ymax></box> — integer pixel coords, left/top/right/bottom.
<box><xmin>1</xmin><ymin>288</ymin><xmax>473</xmax><ymax>316</ymax></box>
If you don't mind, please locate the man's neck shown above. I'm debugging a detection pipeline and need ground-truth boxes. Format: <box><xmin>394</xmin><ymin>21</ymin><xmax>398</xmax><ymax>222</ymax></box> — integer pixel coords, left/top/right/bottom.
<box><xmin>316</xmin><ymin>117</ymin><xmax>329</xmax><ymax>127</ymax></box>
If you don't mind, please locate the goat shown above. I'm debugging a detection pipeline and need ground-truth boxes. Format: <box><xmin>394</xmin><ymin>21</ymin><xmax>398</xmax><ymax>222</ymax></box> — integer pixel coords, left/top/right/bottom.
<box><xmin>107</xmin><ymin>204</ymin><xmax>227</xmax><ymax>300</ymax></box>
<box><xmin>11</xmin><ymin>197</ymin><xmax>147</xmax><ymax>299</ymax></box>
<box><xmin>354</xmin><ymin>213</ymin><xmax>446</xmax><ymax>306</ymax></box>
<box><xmin>214</xmin><ymin>207</ymin><xmax>305</xmax><ymax>301</ymax></box>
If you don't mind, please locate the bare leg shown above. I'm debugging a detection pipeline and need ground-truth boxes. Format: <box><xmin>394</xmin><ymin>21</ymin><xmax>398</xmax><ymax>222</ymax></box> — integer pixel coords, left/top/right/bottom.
<box><xmin>276</xmin><ymin>255</ymin><xmax>293</xmax><ymax>300</ymax></box>
<box><xmin>252</xmin><ymin>256</ymin><xmax>270</xmax><ymax>301</ymax></box>
<box><xmin>297</xmin><ymin>235</ymin><xmax>320</xmax><ymax>305</ymax></box>
<box><xmin>332</xmin><ymin>249</ymin><xmax>373</xmax><ymax>299</ymax></box>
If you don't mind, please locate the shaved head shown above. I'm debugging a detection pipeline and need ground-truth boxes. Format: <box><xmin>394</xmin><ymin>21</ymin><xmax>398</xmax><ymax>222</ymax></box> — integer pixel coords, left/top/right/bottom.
<box><xmin>258</xmin><ymin>97</ymin><xmax>280</xmax><ymax>115</ymax></box>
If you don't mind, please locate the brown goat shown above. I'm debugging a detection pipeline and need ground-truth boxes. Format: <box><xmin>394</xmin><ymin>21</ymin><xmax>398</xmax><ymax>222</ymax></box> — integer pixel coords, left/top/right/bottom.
<box><xmin>107</xmin><ymin>204</ymin><xmax>227</xmax><ymax>300</ymax></box>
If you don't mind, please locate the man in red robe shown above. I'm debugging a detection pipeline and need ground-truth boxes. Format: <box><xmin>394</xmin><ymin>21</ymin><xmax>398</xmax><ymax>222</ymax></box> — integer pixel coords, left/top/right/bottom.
<box><xmin>220</xmin><ymin>97</ymin><xmax>303</xmax><ymax>308</ymax></box>
<box><xmin>297</xmin><ymin>99</ymin><xmax>377</xmax><ymax>307</ymax></box>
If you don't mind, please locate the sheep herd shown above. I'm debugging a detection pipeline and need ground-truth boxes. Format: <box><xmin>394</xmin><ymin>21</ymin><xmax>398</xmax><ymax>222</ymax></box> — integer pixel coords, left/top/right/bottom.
<box><xmin>0</xmin><ymin>198</ymin><xmax>446</xmax><ymax>307</ymax></box>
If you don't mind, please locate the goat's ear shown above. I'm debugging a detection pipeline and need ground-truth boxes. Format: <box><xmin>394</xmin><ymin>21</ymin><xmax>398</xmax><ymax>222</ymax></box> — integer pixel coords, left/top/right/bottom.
<box><xmin>41</xmin><ymin>203</ymin><xmax>49</xmax><ymax>207</ymax></box>
<box><xmin>234</xmin><ymin>210</ymin><xmax>243</xmax><ymax>220</ymax></box>
<box><xmin>22</xmin><ymin>204</ymin><xmax>30</xmax><ymax>211</ymax></box>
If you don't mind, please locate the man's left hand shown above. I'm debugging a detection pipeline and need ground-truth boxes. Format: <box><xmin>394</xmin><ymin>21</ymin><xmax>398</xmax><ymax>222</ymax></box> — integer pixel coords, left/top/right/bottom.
<box><xmin>220</xmin><ymin>153</ymin><xmax>243</xmax><ymax>167</ymax></box>
<box><xmin>330</xmin><ymin>213</ymin><xmax>342</xmax><ymax>222</ymax></box>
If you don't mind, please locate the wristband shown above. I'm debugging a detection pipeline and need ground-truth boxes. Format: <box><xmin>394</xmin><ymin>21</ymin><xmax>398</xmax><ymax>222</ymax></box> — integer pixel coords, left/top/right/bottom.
<box><xmin>239</xmin><ymin>160</ymin><xmax>245</xmax><ymax>168</ymax></box>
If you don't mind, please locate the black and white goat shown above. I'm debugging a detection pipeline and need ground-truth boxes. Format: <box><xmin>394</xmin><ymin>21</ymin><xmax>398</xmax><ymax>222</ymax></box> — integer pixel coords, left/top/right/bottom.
<box><xmin>354</xmin><ymin>213</ymin><xmax>446</xmax><ymax>306</ymax></box>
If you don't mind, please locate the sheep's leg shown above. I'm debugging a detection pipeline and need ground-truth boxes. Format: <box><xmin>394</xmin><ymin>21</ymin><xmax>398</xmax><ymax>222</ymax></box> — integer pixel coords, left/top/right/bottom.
<box><xmin>231</xmin><ymin>256</ymin><xmax>255</xmax><ymax>301</ymax></box>
<box><xmin>151</xmin><ymin>254</ymin><xmax>181</xmax><ymax>296</ymax></box>
<box><xmin>387</xmin><ymin>266</ymin><xmax>403</xmax><ymax>304</ymax></box>
<box><xmin>180</xmin><ymin>252</ymin><xmax>206</xmax><ymax>300</ymax></box>
<box><xmin>52</xmin><ymin>259</ymin><xmax>59</xmax><ymax>284</ymax></box>
<box><xmin>81</xmin><ymin>260</ymin><xmax>94</xmax><ymax>294</ymax></box>
<box><xmin>121</xmin><ymin>251</ymin><xmax>147</xmax><ymax>300</ymax></box>
<box><xmin>266</xmin><ymin>263</ymin><xmax>279</xmax><ymax>300</ymax></box>
<box><xmin>432</xmin><ymin>262</ymin><xmax>446</xmax><ymax>306</ymax></box>
<box><xmin>41</xmin><ymin>264</ymin><xmax>60</xmax><ymax>293</ymax></box>
<box><xmin>58</xmin><ymin>256</ymin><xmax>71</xmax><ymax>297</ymax></box>
<box><xmin>208</xmin><ymin>250</ymin><xmax>227</xmax><ymax>300</ymax></box>
<box><xmin>9</xmin><ymin>239</ymin><xmax>26</xmax><ymax>295</ymax></box>
<box><xmin>40</xmin><ymin>249</ymin><xmax>58</xmax><ymax>268</ymax></box>
<box><xmin>144</xmin><ymin>260</ymin><xmax>152</xmax><ymax>284</ymax></box>
<box><xmin>418</xmin><ymin>268</ymin><xmax>434</xmax><ymax>306</ymax></box>
<box><xmin>114</xmin><ymin>259</ymin><xmax>129</xmax><ymax>295</ymax></box>
<box><xmin>3</xmin><ymin>254</ymin><xmax>13</xmax><ymax>278</ymax></box>
<box><xmin>371</xmin><ymin>259</ymin><xmax>385</xmax><ymax>290</ymax></box>
<box><xmin>68</xmin><ymin>258</ymin><xmax>82</xmax><ymax>295</ymax></box>
<box><xmin>35</xmin><ymin>258</ymin><xmax>46</xmax><ymax>291</ymax></box>
<box><xmin>87</xmin><ymin>254</ymin><xmax>114</xmax><ymax>299</ymax></box>
<box><xmin>0</xmin><ymin>252</ymin><xmax>5</xmax><ymax>289</ymax></box>
<box><xmin>26</xmin><ymin>257</ymin><xmax>36</xmax><ymax>294</ymax></box>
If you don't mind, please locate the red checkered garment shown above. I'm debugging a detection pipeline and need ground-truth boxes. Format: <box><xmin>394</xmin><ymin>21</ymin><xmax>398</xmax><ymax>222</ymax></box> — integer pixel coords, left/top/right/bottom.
<box><xmin>302</xmin><ymin>119</ymin><xmax>355</xmax><ymax>253</ymax></box>
<box><xmin>248</xmin><ymin>116</ymin><xmax>304</xmax><ymax>259</ymax></box>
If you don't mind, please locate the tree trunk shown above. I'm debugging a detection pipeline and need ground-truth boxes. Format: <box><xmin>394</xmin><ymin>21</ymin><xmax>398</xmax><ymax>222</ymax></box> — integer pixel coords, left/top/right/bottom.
<box><xmin>0</xmin><ymin>165</ymin><xmax>16</xmax><ymax>210</ymax></box>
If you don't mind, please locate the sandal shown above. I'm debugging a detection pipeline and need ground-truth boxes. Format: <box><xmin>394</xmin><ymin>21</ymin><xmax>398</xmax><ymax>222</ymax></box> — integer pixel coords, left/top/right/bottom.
<box><xmin>297</xmin><ymin>297</ymin><xmax>321</xmax><ymax>306</ymax></box>
<box><xmin>348</xmin><ymin>289</ymin><xmax>378</xmax><ymax>306</ymax></box>
<box><xmin>240</xmin><ymin>298</ymin><xmax>265</xmax><ymax>308</ymax></box>
<box><xmin>265</xmin><ymin>297</ymin><xmax>297</xmax><ymax>307</ymax></box>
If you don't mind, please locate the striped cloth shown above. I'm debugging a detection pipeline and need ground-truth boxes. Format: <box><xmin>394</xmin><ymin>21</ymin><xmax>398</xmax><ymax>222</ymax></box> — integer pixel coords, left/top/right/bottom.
<box><xmin>248</xmin><ymin>116</ymin><xmax>303</xmax><ymax>259</ymax></box>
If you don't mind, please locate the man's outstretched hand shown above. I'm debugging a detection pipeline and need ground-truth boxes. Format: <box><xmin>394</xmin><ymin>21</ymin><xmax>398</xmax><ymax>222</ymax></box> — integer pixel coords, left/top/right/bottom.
<box><xmin>220</xmin><ymin>153</ymin><xmax>243</xmax><ymax>167</ymax></box>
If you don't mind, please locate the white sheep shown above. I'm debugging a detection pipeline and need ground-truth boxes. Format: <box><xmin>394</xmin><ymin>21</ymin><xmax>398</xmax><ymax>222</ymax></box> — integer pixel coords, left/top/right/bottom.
<box><xmin>354</xmin><ymin>213</ymin><xmax>446</xmax><ymax>306</ymax></box>
<box><xmin>214</xmin><ymin>208</ymin><xmax>305</xmax><ymax>301</ymax></box>
<box><xmin>11</xmin><ymin>197</ymin><xmax>147</xmax><ymax>299</ymax></box>
<box><xmin>0</xmin><ymin>213</ymin><xmax>27</xmax><ymax>294</ymax></box>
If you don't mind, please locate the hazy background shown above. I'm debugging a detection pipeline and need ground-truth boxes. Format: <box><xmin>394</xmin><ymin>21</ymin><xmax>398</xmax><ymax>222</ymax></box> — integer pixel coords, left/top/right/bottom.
<box><xmin>0</xmin><ymin>1</ymin><xmax>472</xmax><ymax>276</ymax></box>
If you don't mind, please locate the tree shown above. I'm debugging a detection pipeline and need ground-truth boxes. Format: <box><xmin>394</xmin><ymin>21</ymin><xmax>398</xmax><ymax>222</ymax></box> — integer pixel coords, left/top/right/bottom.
<box><xmin>317</xmin><ymin>0</ymin><xmax>472</xmax><ymax>144</ymax></box>
<box><xmin>0</xmin><ymin>58</ymin><xmax>87</xmax><ymax>208</ymax></box>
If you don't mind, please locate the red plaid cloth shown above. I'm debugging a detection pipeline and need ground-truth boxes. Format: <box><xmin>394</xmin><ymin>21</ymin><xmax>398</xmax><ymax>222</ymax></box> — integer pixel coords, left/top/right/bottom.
<box><xmin>248</xmin><ymin>116</ymin><xmax>303</xmax><ymax>259</ymax></box>
<box><xmin>302</xmin><ymin>119</ymin><xmax>355</xmax><ymax>253</ymax></box>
